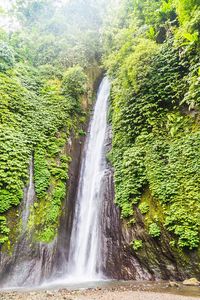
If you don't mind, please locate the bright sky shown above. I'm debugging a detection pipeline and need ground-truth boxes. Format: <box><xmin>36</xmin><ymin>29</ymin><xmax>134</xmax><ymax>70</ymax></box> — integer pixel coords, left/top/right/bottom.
<box><xmin>0</xmin><ymin>0</ymin><xmax>70</xmax><ymax>30</ymax></box>
<box><xmin>0</xmin><ymin>0</ymin><xmax>13</xmax><ymax>10</ymax></box>
<box><xmin>0</xmin><ymin>0</ymin><xmax>19</xmax><ymax>31</ymax></box>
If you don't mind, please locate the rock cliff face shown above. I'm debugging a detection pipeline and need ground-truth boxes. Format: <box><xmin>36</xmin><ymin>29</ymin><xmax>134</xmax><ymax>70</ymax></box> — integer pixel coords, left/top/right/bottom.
<box><xmin>119</xmin><ymin>210</ymin><xmax>200</xmax><ymax>281</ymax></box>
<box><xmin>100</xmin><ymin>125</ymin><xmax>200</xmax><ymax>282</ymax></box>
<box><xmin>100</xmin><ymin>125</ymin><xmax>152</xmax><ymax>281</ymax></box>
<box><xmin>53</xmin><ymin>135</ymin><xmax>85</xmax><ymax>277</ymax></box>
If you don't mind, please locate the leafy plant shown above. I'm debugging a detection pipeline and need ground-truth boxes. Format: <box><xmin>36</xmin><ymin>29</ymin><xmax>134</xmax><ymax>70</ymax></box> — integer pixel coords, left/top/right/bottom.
<box><xmin>131</xmin><ymin>239</ymin><xmax>143</xmax><ymax>251</ymax></box>
<box><xmin>0</xmin><ymin>216</ymin><xmax>10</xmax><ymax>244</ymax></box>
<box><xmin>139</xmin><ymin>202</ymin><xmax>149</xmax><ymax>214</ymax></box>
<box><xmin>149</xmin><ymin>223</ymin><xmax>161</xmax><ymax>238</ymax></box>
<box><xmin>0</xmin><ymin>42</ymin><xmax>15</xmax><ymax>71</ymax></box>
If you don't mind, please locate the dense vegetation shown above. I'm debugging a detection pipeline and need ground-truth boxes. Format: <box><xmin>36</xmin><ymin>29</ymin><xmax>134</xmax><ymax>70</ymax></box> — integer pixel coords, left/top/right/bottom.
<box><xmin>0</xmin><ymin>0</ymin><xmax>107</xmax><ymax>246</ymax></box>
<box><xmin>104</xmin><ymin>0</ymin><xmax>200</xmax><ymax>250</ymax></box>
<box><xmin>0</xmin><ymin>0</ymin><xmax>200</xmax><ymax>266</ymax></box>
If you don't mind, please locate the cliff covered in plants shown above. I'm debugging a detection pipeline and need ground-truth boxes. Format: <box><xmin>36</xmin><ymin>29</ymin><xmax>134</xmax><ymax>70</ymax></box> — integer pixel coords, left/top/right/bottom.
<box><xmin>104</xmin><ymin>0</ymin><xmax>200</xmax><ymax>278</ymax></box>
<box><xmin>0</xmin><ymin>0</ymin><xmax>200</xmax><ymax>284</ymax></box>
<box><xmin>0</xmin><ymin>0</ymin><xmax>104</xmax><ymax>254</ymax></box>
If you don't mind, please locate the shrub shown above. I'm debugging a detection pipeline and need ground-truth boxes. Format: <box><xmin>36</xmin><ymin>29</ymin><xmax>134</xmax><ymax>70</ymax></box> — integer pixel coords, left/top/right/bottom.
<box><xmin>61</xmin><ymin>66</ymin><xmax>87</xmax><ymax>100</ymax></box>
<box><xmin>0</xmin><ymin>42</ymin><xmax>15</xmax><ymax>71</ymax></box>
<box><xmin>139</xmin><ymin>202</ymin><xmax>149</xmax><ymax>214</ymax></box>
<box><xmin>131</xmin><ymin>239</ymin><xmax>143</xmax><ymax>251</ymax></box>
<box><xmin>149</xmin><ymin>223</ymin><xmax>161</xmax><ymax>237</ymax></box>
<box><xmin>0</xmin><ymin>216</ymin><xmax>10</xmax><ymax>244</ymax></box>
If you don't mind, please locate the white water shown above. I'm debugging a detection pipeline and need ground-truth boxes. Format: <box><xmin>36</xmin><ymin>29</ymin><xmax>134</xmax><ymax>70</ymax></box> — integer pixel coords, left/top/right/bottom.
<box><xmin>22</xmin><ymin>156</ymin><xmax>35</xmax><ymax>229</ymax></box>
<box><xmin>66</xmin><ymin>77</ymin><xmax>110</xmax><ymax>281</ymax></box>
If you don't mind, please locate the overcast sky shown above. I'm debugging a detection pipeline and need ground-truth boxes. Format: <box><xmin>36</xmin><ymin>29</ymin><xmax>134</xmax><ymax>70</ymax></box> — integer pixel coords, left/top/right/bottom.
<box><xmin>0</xmin><ymin>0</ymin><xmax>19</xmax><ymax>30</ymax></box>
<box><xmin>0</xmin><ymin>0</ymin><xmax>13</xmax><ymax>10</ymax></box>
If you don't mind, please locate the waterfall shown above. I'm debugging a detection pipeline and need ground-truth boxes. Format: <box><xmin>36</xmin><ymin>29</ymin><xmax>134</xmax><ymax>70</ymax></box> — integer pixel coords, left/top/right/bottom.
<box><xmin>22</xmin><ymin>156</ymin><xmax>35</xmax><ymax>230</ymax></box>
<box><xmin>66</xmin><ymin>77</ymin><xmax>110</xmax><ymax>281</ymax></box>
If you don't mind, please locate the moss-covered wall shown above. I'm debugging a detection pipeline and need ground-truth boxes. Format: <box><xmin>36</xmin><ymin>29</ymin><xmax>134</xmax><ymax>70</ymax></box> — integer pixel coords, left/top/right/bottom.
<box><xmin>104</xmin><ymin>0</ymin><xmax>200</xmax><ymax>278</ymax></box>
<box><xmin>0</xmin><ymin>61</ymin><xmax>102</xmax><ymax>257</ymax></box>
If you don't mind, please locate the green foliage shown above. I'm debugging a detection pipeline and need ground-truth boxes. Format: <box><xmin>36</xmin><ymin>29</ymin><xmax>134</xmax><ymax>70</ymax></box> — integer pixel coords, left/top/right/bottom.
<box><xmin>127</xmin><ymin>217</ymin><xmax>136</xmax><ymax>226</ymax></box>
<box><xmin>131</xmin><ymin>239</ymin><xmax>143</xmax><ymax>251</ymax></box>
<box><xmin>29</xmin><ymin>181</ymin><xmax>66</xmax><ymax>243</ymax></box>
<box><xmin>14</xmin><ymin>0</ymin><xmax>105</xmax><ymax>67</ymax></box>
<box><xmin>0</xmin><ymin>190</ymin><xmax>22</xmax><ymax>213</ymax></box>
<box><xmin>62</xmin><ymin>66</ymin><xmax>87</xmax><ymax>101</ymax></box>
<box><xmin>149</xmin><ymin>223</ymin><xmax>161</xmax><ymax>237</ymax></box>
<box><xmin>0</xmin><ymin>0</ymin><xmax>109</xmax><ymax>246</ymax></box>
<box><xmin>165</xmin><ymin>203</ymin><xmax>200</xmax><ymax>249</ymax></box>
<box><xmin>0</xmin><ymin>216</ymin><xmax>10</xmax><ymax>244</ymax></box>
<box><xmin>112</xmin><ymin>145</ymin><xmax>147</xmax><ymax>218</ymax></box>
<box><xmin>139</xmin><ymin>202</ymin><xmax>149</xmax><ymax>214</ymax></box>
<box><xmin>0</xmin><ymin>126</ymin><xmax>30</xmax><ymax>214</ymax></box>
<box><xmin>105</xmin><ymin>0</ymin><xmax>200</xmax><ymax>250</ymax></box>
<box><xmin>34</xmin><ymin>148</ymin><xmax>51</xmax><ymax>199</ymax></box>
<box><xmin>0</xmin><ymin>40</ymin><xmax>89</xmax><ymax>244</ymax></box>
<box><xmin>0</xmin><ymin>42</ymin><xmax>15</xmax><ymax>71</ymax></box>
<box><xmin>40</xmin><ymin>182</ymin><xmax>66</xmax><ymax>242</ymax></box>
<box><xmin>176</xmin><ymin>0</ymin><xmax>199</xmax><ymax>24</ymax></box>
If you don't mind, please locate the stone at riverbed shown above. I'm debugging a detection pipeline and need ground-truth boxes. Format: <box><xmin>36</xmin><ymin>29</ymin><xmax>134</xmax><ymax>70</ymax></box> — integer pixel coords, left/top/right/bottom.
<box><xmin>183</xmin><ymin>278</ymin><xmax>200</xmax><ymax>286</ymax></box>
<box><xmin>168</xmin><ymin>281</ymin><xmax>180</xmax><ymax>287</ymax></box>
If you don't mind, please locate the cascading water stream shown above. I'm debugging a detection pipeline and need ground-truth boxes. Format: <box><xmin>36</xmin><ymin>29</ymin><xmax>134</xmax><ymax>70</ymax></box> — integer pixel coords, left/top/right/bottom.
<box><xmin>66</xmin><ymin>77</ymin><xmax>110</xmax><ymax>281</ymax></box>
<box><xmin>22</xmin><ymin>156</ymin><xmax>35</xmax><ymax>230</ymax></box>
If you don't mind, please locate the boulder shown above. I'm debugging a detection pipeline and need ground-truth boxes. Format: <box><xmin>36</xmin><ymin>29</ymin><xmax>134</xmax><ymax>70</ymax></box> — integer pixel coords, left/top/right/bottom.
<box><xmin>183</xmin><ymin>278</ymin><xmax>200</xmax><ymax>286</ymax></box>
<box><xmin>168</xmin><ymin>281</ymin><xmax>180</xmax><ymax>287</ymax></box>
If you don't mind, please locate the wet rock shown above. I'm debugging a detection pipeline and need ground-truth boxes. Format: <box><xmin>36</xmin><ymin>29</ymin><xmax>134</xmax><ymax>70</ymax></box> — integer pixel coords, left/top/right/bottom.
<box><xmin>99</xmin><ymin>126</ymin><xmax>154</xmax><ymax>280</ymax></box>
<box><xmin>183</xmin><ymin>278</ymin><xmax>200</xmax><ymax>286</ymax></box>
<box><xmin>168</xmin><ymin>281</ymin><xmax>180</xmax><ymax>287</ymax></box>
